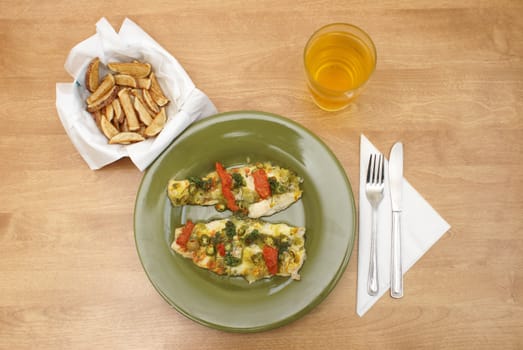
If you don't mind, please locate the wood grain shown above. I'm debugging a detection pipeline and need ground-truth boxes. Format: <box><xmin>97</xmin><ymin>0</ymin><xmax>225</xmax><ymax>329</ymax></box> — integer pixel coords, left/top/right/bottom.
<box><xmin>1</xmin><ymin>1</ymin><xmax>522</xmax><ymax>349</ymax></box>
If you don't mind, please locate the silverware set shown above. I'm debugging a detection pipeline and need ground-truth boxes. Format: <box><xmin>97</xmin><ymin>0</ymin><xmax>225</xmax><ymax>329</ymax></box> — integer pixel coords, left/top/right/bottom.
<box><xmin>366</xmin><ymin>142</ymin><xmax>404</xmax><ymax>298</ymax></box>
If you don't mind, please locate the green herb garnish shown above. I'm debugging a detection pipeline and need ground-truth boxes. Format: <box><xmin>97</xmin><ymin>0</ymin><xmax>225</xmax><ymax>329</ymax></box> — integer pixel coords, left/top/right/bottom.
<box><xmin>244</xmin><ymin>229</ymin><xmax>260</xmax><ymax>245</ymax></box>
<box><xmin>225</xmin><ymin>220</ymin><xmax>236</xmax><ymax>239</ymax></box>
<box><xmin>232</xmin><ymin>173</ymin><xmax>246</xmax><ymax>189</ymax></box>
<box><xmin>188</xmin><ymin>176</ymin><xmax>212</xmax><ymax>191</ymax></box>
<box><xmin>224</xmin><ymin>254</ymin><xmax>241</xmax><ymax>266</ymax></box>
<box><xmin>268</xmin><ymin>176</ymin><xmax>286</xmax><ymax>194</ymax></box>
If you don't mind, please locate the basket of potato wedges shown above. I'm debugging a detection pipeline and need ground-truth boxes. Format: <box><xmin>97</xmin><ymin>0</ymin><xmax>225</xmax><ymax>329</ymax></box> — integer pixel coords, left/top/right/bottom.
<box><xmin>85</xmin><ymin>57</ymin><xmax>171</xmax><ymax>145</ymax></box>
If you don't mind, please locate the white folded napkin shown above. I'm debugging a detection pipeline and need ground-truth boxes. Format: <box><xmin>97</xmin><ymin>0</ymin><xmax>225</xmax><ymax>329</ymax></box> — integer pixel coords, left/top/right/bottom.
<box><xmin>56</xmin><ymin>17</ymin><xmax>217</xmax><ymax>171</ymax></box>
<box><xmin>357</xmin><ymin>134</ymin><xmax>450</xmax><ymax>316</ymax></box>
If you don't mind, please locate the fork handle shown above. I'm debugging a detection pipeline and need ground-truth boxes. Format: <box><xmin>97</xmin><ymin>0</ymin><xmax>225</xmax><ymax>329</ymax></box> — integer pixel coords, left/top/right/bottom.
<box><xmin>391</xmin><ymin>210</ymin><xmax>403</xmax><ymax>298</ymax></box>
<box><xmin>367</xmin><ymin>207</ymin><xmax>379</xmax><ymax>296</ymax></box>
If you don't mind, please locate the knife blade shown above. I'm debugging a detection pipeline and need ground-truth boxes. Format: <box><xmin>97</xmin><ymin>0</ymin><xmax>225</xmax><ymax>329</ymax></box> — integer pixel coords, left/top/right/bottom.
<box><xmin>389</xmin><ymin>142</ymin><xmax>404</xmax><ymax>298</ymax></box>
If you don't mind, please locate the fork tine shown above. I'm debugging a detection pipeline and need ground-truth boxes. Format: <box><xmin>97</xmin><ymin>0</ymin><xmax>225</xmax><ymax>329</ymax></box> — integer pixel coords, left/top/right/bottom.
<box><xmin>379</xmin><ymin>154</ymin><xmax>385</xmax><ymax>184</ymax></box>
<box><xmin>366</xmin><ymin>154</ymin><xmax>374</xmax><ymax>183</ymax></box>
<box><xmin>375</xmin><ymin>155</ymin><xmax>380</xmax><ymax>183</ymax></box>
<box><xmin>372</xmin><ymin>155</ymin><xmax>378</xmax><ymax>183</ymax></box>
<box><xmin>377</xmin><ymin>154</ymin><xmax>382</xmax><ymax>184</ymax></box>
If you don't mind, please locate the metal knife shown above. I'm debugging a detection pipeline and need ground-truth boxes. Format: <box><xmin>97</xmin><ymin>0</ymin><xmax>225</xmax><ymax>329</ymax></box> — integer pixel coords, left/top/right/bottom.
<box><xmin>389</xmin><ymin>142</ymin><xmax>404</xmax><ymax>298</ymax></box>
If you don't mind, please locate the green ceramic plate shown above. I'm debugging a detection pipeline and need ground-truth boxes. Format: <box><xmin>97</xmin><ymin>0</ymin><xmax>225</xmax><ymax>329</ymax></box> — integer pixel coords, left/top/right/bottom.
<box><xmin>134</xmin><ymin>111</ymin><xmax>356</xmax><ymax>332</ymax></box>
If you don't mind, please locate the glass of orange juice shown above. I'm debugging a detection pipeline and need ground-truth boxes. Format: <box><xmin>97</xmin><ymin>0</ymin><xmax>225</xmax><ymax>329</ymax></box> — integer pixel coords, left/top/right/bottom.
<box><xmin>304</xmin><ymin>23</ymin><xmax>377</xmax><ymax>111</ymax></box>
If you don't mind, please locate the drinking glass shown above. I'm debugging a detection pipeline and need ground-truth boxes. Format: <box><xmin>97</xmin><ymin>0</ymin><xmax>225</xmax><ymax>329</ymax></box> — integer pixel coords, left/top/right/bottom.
<box><xmin>304</xmin><ymin>23</ymin><xmax>377</xmax><ymax>111</ymax></box>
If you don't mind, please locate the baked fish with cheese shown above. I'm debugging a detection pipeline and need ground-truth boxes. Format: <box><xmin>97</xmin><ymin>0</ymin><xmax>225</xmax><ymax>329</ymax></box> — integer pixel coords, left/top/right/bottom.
<box><xmin>171</xmin><ymin>217</ymin><xmax>306</xmax><ymax>283</ymax></box>
<box><xmin>167</xmin><ymin>162</ymin><xmax>303</xmax><ymax>218</ymax></box>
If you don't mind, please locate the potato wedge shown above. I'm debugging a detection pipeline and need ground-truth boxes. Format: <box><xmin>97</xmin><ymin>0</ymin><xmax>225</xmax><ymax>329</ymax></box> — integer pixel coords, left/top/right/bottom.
<box><xmin>85</xmin><ymin>57</ymin><xmax>100</xmax><ymax>93</ymax></box>
<box><xmin>111</xmin><ymin>115</ymin><xmax>120</xmax><ymax>131</ymax></box>
<box><xmin>130</xmin><ymin>88</ymin><xmax>143</xmax><ymax>100</ymax></box>
<box><xmin>132</xmin><ymin>89</ymin><xmax>157</xmax><ymax>117</ymax></box>
<box><xmin>107</xmin><ymin>62</ymin><xmax>151</xmax><ymax>78</ymax></box>
<box><xmin>133</xmin><ymin>96</ymin><xmax>153</xmax><ymax>126</ymax></box>
<box><xmin>86</xmin><ymin>74</ymin><xmax>115</xmax><ymax>105</ymax></box>
<box><xmin>118</xmin><ymin>88</ymin><xmax>140</xmax><ymax>131</ymax></box>
<box><xmin>121</xmin><ymin>119</ymin><xmax>129</xmax><ymax>132</ymax></box>
<box><xmin>149</xmin><ymin>72</ymin><xmax>170</xmax><ymax>106</ymax></box>
<box><xmin>105</xmin><ymin>103</ymin><xmax>114</xmax><ymax>122</ymax></box>
<box><xmin>112</xmin><ymin>98</ymin><xmax>123</xmax><ymax>123</ymax></box>
<box><xmin>100</xmin><ymin>115</ymin><xmax>119</xmax><ymax>139</ymax></box>
<box><xmin>92</xmin><ymin>110</ymin><xmax>102</xmax><ymax>128</ymax></box>
<box><xmin>114</xmin><ymin>74</ymin><xmax>137</xmax><ymax>88</ymax></box>
<box><xmin>137</xmin><ymin>125</ymin><xmax>147</xmax><ymax>137</ymax></box>
<box><xmin>109</xmin><ymin>132</ymin><xmax>145</xmax><ymax>144</ymax></box>
<box><xmin>86</xmin><ymin>85</ymin><xmax>118</xmax><ymax>112</ymax></box>
<box><xmin>137</xmin><ymin>78</ymin><xmax>152</xmax><ymax>89</ymax></box>
<box><xmin>144</xmin><ymin>108</ymin><xmax>167</xmax><ymax>137</ymax></box>
<box><xmin>142</xmin><ymin>89</ymin><xmax>160</xmax><ymax>114</ymax></box>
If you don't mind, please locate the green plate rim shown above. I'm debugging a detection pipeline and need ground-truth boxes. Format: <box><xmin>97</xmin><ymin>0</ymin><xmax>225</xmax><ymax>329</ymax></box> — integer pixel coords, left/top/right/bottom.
<box><xmin>133</xmin><ymin>110</ymin><xmax>356</xmax><ymax>332</ymax></box>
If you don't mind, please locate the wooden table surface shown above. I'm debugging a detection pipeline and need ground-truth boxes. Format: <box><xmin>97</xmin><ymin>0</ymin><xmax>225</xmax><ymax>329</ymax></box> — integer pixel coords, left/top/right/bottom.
<box><xmin>1</xmin><ymin>1</ymin><xmax>522</xmax><ymax>349</ymax></box>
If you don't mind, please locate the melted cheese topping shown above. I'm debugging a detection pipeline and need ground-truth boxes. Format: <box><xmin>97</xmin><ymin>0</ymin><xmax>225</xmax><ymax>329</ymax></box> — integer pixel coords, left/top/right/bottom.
<box><xmin>167</xmin><ymin>162</ymin><xmax>303</xmax><ymax>218</ymax></box>
<box><xmin>171</xmin><ymin>218</ymin><xmax>306</xmax><ymax>283</ymax></box>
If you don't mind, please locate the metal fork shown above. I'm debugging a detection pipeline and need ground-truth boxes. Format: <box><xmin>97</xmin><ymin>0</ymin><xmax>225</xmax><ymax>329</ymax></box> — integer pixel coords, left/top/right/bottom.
<box><xmin>366</xmin><ymin>153</ymin><xmax>385</xmax><ymax>296</ymax></box>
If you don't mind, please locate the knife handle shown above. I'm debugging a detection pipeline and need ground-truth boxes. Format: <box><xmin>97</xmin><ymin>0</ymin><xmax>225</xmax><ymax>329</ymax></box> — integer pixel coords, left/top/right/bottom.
<box><xmin>391</xmin><ymin>211</ymin><xmax>403</xmax><ymax>298</ymax></box>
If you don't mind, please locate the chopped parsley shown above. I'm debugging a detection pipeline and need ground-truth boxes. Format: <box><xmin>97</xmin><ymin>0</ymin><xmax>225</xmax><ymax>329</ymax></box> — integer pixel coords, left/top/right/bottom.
<box><xmin>188</xmin><ymin>176</ymin><xmax>212</xmax><ymax>191</ymax></box>
<box><xmin>225</xmin><ymin>220</ymin><xmax>236</xmax><ymax>239</ymax></box>
<box><xmin>276</xmin><ymin>239</ymin><xmax>291</xmax><ymax>254</ymax></box>
<box><xmin>224</xmin><ymin>254</ymin><xmax>241</xmax><ymax>266</ymax></box>
<box><xmin>232</xmin><ymin>172</ymin><xmax>246</xmax><ymax>189</ymax></box>
<box><xmin>212</xmin><ymin>232</ymin><xmax>223</xmax><ymax>245</ymax></box>
<box><xmin>244</xmin><ymin>229</ymin><xmax>260</xmax><ymax>245</ymax></box>
<box><xmin>268</xmin><ymin>176</ymin><xmax>286</xmax><ymax>194</ymax></box>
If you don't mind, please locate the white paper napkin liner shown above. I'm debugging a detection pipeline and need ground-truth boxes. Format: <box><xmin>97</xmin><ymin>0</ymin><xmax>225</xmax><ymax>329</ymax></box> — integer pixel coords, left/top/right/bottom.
<box><xmin>357</xmin><ymin>134</ymin><xmax>450</xmax><ymax>316</ymax></box>
<box><xmin>56</xmin><ymin>17</ymin><xmax>217</xmax><ymax>171</ymax></box>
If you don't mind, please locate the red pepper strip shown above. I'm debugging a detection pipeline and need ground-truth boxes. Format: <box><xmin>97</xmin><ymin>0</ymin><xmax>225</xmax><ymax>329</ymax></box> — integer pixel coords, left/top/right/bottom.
<box><xmin>252</xmin><ymin>168</ymin><xmax>271</xmax><ymax>199</ymax></box>
<box><xmin>176</xmin><ymin>220</ymin><xmax>195</xmax><ymax>248</ymax></box>
<box><xmin>215</xmin><ymin>162</ymin><xmax>240</xmax><ymax>212</ymax></box>
<box><xmin>262</xmin><ymin>245</ymin><xmax>278</xmax><ymax>275</ymax></box>
<box><xmin>216</xmin><ymin>243</ymin><xmax>226</xmax><ymax>257</ymax></box>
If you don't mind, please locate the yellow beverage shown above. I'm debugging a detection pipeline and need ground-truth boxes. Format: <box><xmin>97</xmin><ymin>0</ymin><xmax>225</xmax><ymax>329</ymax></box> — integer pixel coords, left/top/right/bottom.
<box><xmin>304</xmin><ymin>24</ymin><xmax>376</xmax><ymax>111</ymax></box>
